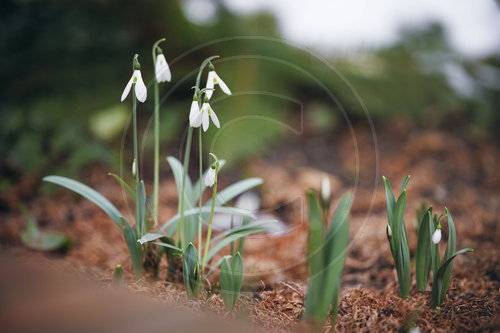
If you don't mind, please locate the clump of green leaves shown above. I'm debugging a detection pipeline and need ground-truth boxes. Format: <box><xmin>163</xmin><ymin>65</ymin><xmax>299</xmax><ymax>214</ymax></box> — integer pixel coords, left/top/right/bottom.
<box><xmin>382</xmin><ymin>175</ymin><xmax>411</xmax><ymax>298</ymax></box>
<box><xmin>417</xmin><ymin>207</ymin><xmax>473</xmax><ymax>309</ymax></box>
<box><xmin>21</xmin><ymin>218</ymin><xmax>72</xmax><ymax>252</ymax></box>
<box><xmin>304</xmin><ymin>190</ymin><xmax>352</xmax><ymax>326</ymax></box>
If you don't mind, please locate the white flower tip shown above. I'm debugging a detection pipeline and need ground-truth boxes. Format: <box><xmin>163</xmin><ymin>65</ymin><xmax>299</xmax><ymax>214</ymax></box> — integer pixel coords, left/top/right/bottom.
<box><xmin>205</xmin><ymin>168</ymin><xmax>216</xmax><ymax>187</ymax></box>
<box><xmin>132</xmin><ymin>159</ymin><xmax>137</xmax><ymax>177</ymax></box>
<box><xmin>432</xmin><ymin>229</ymin><xmax>442</xmax><ymax>244</ymax></box>
<box><xmin>320</xmin><ymin>174</ymin><xmax>331</xmax><ymax>203</ymax></box>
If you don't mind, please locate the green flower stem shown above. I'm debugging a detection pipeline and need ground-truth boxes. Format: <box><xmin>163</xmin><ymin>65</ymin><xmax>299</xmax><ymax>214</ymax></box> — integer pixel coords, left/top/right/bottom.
<box><xmin>132</xmin><ymin>84</ymin><xmax>141</xmax><ymax>237</ymax></box>
<box><xmin>201</xmin><ymin>170</ymin><xmax>217</xmax><ymax>273</ymax></box>
<box><xmin>198</xmin><ymin>127</ymin><xmax>203</xmax><ymax>258</ymax></box>
<box><xmin>151</xmin><ymin>38</ymin><xmax>165</xmax><ymax>228</ymax></box>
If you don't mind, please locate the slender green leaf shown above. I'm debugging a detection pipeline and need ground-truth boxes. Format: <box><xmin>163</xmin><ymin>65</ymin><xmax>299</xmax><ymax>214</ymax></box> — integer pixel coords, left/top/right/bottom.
<box><xmin>208</xmin><ymin>219</ymin><xmax>277</xmax><ymax>245</ymax></box>
<box><xmin>183</xmin><ymin>243</ymin><xmax>200</xmax><ymax>298</ymax></box>
<box><xmin>167</xmin><ymin>156</ymin><xmax>194</xmax><ymax>205</ymax></box>
<box><xmin>108</xmin><ymin>173</ymin><xmax>135</xmax><ymax>200</ymax></box>
<box><xmin>206</xmin><ymin>178</ymin><xmax>263</xmax><ymax>207</ymax></box>
<box><xmin>137</xmin><ymin>180</ymin><xmax>146</xmax><ymax>237</ymax></box>
<box><xmin>160</xmin><ymin>206</ymin><xmax>257</xmax><ymax>234</ymax></box>
<box><xmin>152</xmin><ymin>241</ymin><xmax>182</xmax><ymax>253</ymax></box>
<box><xmin>205</xmin><ymin>227</ymin><xmax>271</xmax><ymax>263</ymax></box>
<box><xmin>21</xmin><ymin>219</ymin><xmax>72</xmax><ymax>251</ymax></box>
<box><xmin>382</xmin><ymin>176</ymin><xmax>395</xmax><ymax>228</ymax></box>
<box><xmin>220</xmin><ymin>258</ymin><xmax>234</xmax><ymax>311</ymax></box>
<box><xmin>416</xmin><ymin>208</ymin><xmax>433</xmax><ymax>291</ymax></box>
<box><xmin>230</xmin><ymin>252</ymin><xmax>243</xmax><ymax>307</ymax></box>
<box><xmin>307</xmin><ymin>191</ymin><xmax>323</xmax><ymax>277</ymax></box>
<box><xmin>120</xmin><ymin>216</ymin><xmax>143</xmax><ymax>279</ymax></box>
<box><xmin>44</xmin><ymin>176</ymin><xmax>123</xmax><ymax>228</ymax></box>
<box><xmin>399</xmin><ymin>175</ymin><xmax>411</xmax><ymax>195</ymax></box>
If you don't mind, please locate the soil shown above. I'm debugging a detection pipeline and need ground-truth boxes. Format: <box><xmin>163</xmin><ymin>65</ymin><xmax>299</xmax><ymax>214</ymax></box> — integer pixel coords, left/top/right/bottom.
<box><xmin>1</xmin><ymin>117</ymin><xmax>499</xmax><ymax>332</ymax></box>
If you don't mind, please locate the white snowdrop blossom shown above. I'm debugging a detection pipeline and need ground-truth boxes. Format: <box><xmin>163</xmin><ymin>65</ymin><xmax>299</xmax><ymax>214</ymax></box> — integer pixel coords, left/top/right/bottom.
<box><xmin>432</xmin><ymin>228</ymin><xmax>442</xmax><ymax>244</ymax></box>
<box><xmin>200</xmin><ymin>100</ymin><xmax>220</xmax><ymax>132</ymax></box>
<box><xmin>132</xmin><ymin>159</ymin><xmax>137</xmax><ymax>177</ymax></box>
<box><xmin>205</xmin><ymin>167</ymin><xmax>216</xmax><ymax>187</ymax></box>
<box><xmin>121</xmin><ymin>70</ymin><xmax>147</xmax><ymax>103</ymax></box>
<box><xmin>321</xmin><ymin>174</ymin><xmax>331</xmax><ymax>204</ymax></box>
<box><xmin>155</xmin><ymin>53</ymin><xmax>171</xmax><ymax>83</ymax></box>
<box><xmin>205</xmin><ymin>67</ymin><xmax>231</xmax><ymax>99</ymax></box>
<box><xmin>189</xmin><ymin>99</ymin><xmax>202</xmax><ymax>128</ymax></box>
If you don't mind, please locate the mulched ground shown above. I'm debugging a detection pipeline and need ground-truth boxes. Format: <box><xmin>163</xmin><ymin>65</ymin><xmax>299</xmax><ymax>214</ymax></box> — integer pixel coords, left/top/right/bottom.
<box><xmin>1</xmin><ymin>117</ymin><xmax>499</xmax><ymax>332</ymax></box>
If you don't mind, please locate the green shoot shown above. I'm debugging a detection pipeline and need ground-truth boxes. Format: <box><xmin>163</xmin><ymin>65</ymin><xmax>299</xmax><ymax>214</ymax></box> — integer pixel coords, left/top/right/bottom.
<box><xmin>220</xmin><ymin>252</ymin><xmax>243</xmax><ymax>312</ymax></box>
<box><xmin>304</xmin><ymin>191</ymin><xmax>352</xmax><ymax>326</ymax></box>
<box><xmin>382</xmin><ymin>175</ymin><xmax>411</xmax><ymax>298</ymax></box>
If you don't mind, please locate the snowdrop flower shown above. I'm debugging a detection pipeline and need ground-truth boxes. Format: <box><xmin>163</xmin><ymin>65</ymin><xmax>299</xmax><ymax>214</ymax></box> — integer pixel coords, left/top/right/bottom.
<box><xmin>205</xmin><ymin>63</ymin><xmax>231</xmax><ymax>99</ymax></box>
<box><xmin>155</xmin><ymin>50</ymin><xmax>171</xmax><ymax>83</ymax></box>
<box><xmin>432</xmin><ymin>227</ymin><xmax>442</xmax><ymax>244</ymax></box>
<box><xmin>200</xmin><ymin>96</ymin><xmax>220</xmax><ymax>132</ymax></box>
<box><xmin>205</xmin><ymin>166</ymin><xmax>216</xmax><ymax>187</ymax></box>
<box><xmin>189</xmin><ymin>96</ymin><xmax>202</xmax><ymax>128</ymax></box>
<box><xmin>320</xmin><ymin>174</ymin><xmax>331</xmax><ymax>206</ymax></box>
<box><xmin>121</xmin><ymin>55</ymin><xmax>147</xmax><ymax>102</ymax></box>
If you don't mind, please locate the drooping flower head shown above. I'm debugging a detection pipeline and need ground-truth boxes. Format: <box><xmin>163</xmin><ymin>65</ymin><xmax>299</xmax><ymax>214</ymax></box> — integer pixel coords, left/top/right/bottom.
<box><xmin>205</xmin><ymin>63</ymin><xmax>231</xmax><ymax>99</ymax></box>
<box><xmin>121</xmin><ymin>54</ymin><xmax>147</xmax><ymax>103</ymax></box>
<box><xmin>189</xmin><ymin>94</ymin><xmax>202</xmax><ymax>128</ymax></box>
<box><xmin>205</xmin><ymin>153</ymin><xmax>219</xmax><ymax>187</ymax></box>
<box><xmin>155</xmin><ymin>46</ymin><xmax>171</xmax><ymax>83</ymax></box>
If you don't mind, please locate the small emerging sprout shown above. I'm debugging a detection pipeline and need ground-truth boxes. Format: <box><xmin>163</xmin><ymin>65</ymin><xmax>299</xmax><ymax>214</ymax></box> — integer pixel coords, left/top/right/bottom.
<box><xmin>112</xmin><ymin>264</ymin><xmax>125</xmax><ymax>289</ymax></box>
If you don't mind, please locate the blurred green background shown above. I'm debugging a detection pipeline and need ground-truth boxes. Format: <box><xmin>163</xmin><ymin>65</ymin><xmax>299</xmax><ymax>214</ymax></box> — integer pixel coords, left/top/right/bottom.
<box><xmin>1</xmin><ymin>0</ymin><xmax>499</xmax><ymax>200</ymax></box>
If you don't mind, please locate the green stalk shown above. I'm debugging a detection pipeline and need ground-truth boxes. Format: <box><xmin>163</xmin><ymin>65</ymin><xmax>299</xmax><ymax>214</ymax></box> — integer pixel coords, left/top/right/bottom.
<box><xmin>151</xmin><ymin>38</ymin><xmax>165</xmax><ymax>228</ymax></box>
<box><xmin>201</xmin><ymin>174</ymin><xmax>217</xmax><ymax>273</ymax></box>
<box><xmin>197</xmin><ymin>127</ymin><xmax>203</xmax><ymax>258</ymax></box>
<box><xmin>132</xmin><ymin>85</ymin><xmax>141</xmax><ymax>237</ymax></box>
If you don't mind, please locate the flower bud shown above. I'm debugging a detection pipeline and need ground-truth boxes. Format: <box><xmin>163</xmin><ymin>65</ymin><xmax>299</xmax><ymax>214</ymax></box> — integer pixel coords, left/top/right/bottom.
<box><xmin>132</xmin><ymin>159</ymin><xmax>137</xmax><ymax>177</ymax></box>
<box><xmin>320</xmin><ymin>174</ymin><xmax>331</xmax><ymax>207</ymax></box>
<box><xmin>386</xmin><ymin>224</ymin><xmax>392</xmax><ymax>240</ymax></box>
<box><xmin>432</xmin><ymin>228</ymin><xmax>442</xmax><ymax>244</ymax></box>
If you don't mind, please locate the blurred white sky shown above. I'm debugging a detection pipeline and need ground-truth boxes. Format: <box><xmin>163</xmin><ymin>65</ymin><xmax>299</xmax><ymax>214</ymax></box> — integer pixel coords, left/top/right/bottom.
<box><xmin>187</xmin><ymin>0</ymin><xmax>500</xmax><ymax>59</ymax></box>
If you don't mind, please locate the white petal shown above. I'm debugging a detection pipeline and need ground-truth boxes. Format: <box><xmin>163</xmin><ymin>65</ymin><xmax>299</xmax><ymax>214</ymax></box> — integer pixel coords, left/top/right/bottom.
<box><xmin>134</xmin><ymin>70</ymin><xmax>147</xmax><ymax>103</ymax></box>
<box><xmin>190</xmin><ymin>111</ymin><xmax>202</xmax><ymax>128</ymax></box>
<box><xmin>120</xmin><ymin>74</ymin><xmax>134</xmax><ymax>102</ymax></box>
<box><xmin>155</xmin><ymin>54</ymin><xmax>171</xmax><ymax>83</ymax></box>
<box><xmin>205</xmin><ymin>71</ymin><xmax>216</xmax><ymax>99</ymax></box>
<box><xmin>213</xmin><ymin>72</ymin><xmax>231</xmax><ymax>95</ymax></box>
<box><xmin>202</xmin><ymin>104</ymin><xmax>210</xmax><ymax>132</ymax></box>
<box><xmin>432</xmin><ymin>229</ymin><xmax>442</xmax><ymax>244</ymax></box>
<box><xmin>205</xmin><ymin>168</ymin><xmax>216</xmax><ymax>187</ymax></box>
<box><xmin>189</xmin><ymin>101</ymin><xmax>200</xmax><ymax>122</ymax></box>
<box><xmin>321</xmin><ymin>175</ymin><xmax>330</xmax><ymax>203</ymax></box>
<box><xmin>208</xmin><ymin>105</ymin><xmax>220</xmax><ymax>128</ymax></box>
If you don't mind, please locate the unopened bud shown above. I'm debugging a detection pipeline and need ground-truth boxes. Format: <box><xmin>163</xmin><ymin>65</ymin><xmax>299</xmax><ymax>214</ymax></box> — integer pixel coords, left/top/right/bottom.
<box><xmin>432</xmin><ymin>228</ymin><xmax>442</xmax><ymax>244</ymax></box>
<box><xmin>132</xmin><ymin>159</ymin><xmax>137</xmax><ymax>177</ymax></box>
<box><xmin>386</xmin><ymin>224</ymin><xmax>392</xmax><ymax>240</ymax></box>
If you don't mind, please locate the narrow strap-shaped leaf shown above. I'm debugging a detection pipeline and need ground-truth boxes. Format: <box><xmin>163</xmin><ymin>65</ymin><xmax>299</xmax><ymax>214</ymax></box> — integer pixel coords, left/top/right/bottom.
<box><xmin>230</xmin><ymin>252</ymin><xmax>243</xmax><ymax>306</ymax></box>
<box><xmin>208</xmin><ymin>219</ymin><xmax>277</xmax><ymax>245</ymax></box>
<box><xmin>166</xmin><ymin>156</ymin><xmax>194</xmax><ymax>206</ymax></box>
<box><xmin>44</xmin><ymin>176</ymin><xmax>123</xmax><ymax>228</ymax></box>
<box><xmin>182</xmin><ymin>243</ymin><xmax>200</xmax><ymax>298</ymax></box>
<box><xmin>160</xmin><ymin>206</ymin><xmax>256</xmax><ymax>233</ymax></box>
<box><xmin>152</xmin><ymin>241</ymin><xmax>182</xmax><ymax>253</ymax></box>
<box><xmin>220</xmin><ymin>257</ymin><xmax>234</xmax><ymax>311</ymax></box>
<box><xmin>205</xmin><ymin>178</ymin><xmax>263</xmax><ymax>207</ymax></box>
<box><xmin>416</xmin><ymin>208</ymin><xmax>433</xmax><ymax>291</ymax></box>
<box><xmin>307</xmin><ymin>191</ymin><xmax>323</xmax><ymax>277</ymax></box>
<box><xmin>382</xmin><ymin>176</ymin><xmax>395</xmax><ymax>228</ymax></box>
<box><xmin>399</xmin><ymin>175</ymin><xmax>411</xmax><ymax>195</ymax></box>
<box><xmin>108</xmin><ymin>173</ymin><xmax>135</xmax><ymax>200</ymax></box>
<box><xmin>120</xmin><ymin>216</ymin><xmax>143</xmax><ymax>279</ymax></box>
<box><xmin>137</xmin><ymin>180</ymin><xmax>146</xmax><ymax>237</ymax></box>
<box><xmin>138</xmin><ymin>233</ymin><xmax>165</xmax><ymax>244</ymax></box>
<box><xmin>432</xmin><ymin>247</ymin><xmax>473</xmax><ymax>306</ymax></box>
<box><xmin>205</xmin><ymin>227</ymin><xmax>271</xmax><ymax>263</ymax></box>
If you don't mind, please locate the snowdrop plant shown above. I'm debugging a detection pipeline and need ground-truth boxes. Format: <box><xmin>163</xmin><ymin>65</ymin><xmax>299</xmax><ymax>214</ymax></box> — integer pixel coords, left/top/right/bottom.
<box><xmin>383</xmin><ymin>175</ymin><xmax>411</xmax><ymax>298</ymax></box>
<box><xmin>416</xmin><ymin>207</ymin><xmax>473</xmax><ymax>309</ymax></box>
<box><xmin>304</xmin><ymin>188</ymin><xmax>352</xmax><ymax>326</ymax></box>
<box><xmin>219</xmin><ymin>252</ymin><xmax>243</xmax><ymax>312</ymax></box>
<box><xmin>44</xmin><ymin>54</ymin><xmax>149</xmax><ymax>279</ymax></box>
